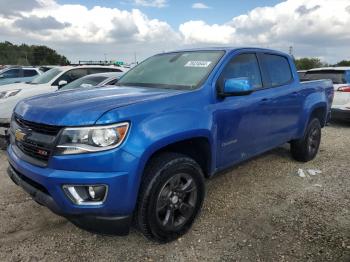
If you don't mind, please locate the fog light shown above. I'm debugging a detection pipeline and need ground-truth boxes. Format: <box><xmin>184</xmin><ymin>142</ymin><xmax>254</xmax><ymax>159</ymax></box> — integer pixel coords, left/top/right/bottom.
<box><xmin>88</xmin><ymin>186</ymin><xmax>95</xmax><ymax>199</ymax></box>
<box><xmin>63</xmin><ymin>185</ymin><xmax>107</xmax><ymax>205</ymax></box>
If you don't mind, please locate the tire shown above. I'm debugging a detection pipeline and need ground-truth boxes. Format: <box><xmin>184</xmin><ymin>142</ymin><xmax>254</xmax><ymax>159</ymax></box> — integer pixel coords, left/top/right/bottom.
<box><xmin>135</xmin><ymin>152</ymin><xmax>205</xmax><ymax>243</ymax></box>
<box><xmin>291</xmin><ymin>118</ymin><xmax>321</xmax><ymax>162</ymax></box>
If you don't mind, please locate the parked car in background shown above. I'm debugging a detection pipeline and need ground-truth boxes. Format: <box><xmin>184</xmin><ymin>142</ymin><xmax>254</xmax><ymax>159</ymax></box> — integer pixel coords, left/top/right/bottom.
<box><xmin>297</xmin><ymin>70</ymin><xmax>309</xmax><ymax>81</ymax></box>
<box><xmin>6</xmin><ymin>48</ymin><xmax>333</xmax><ymax>242</ymax></box>
<box><xmin>38</xmin><ymin>66</ymin><xmax>56</xmax><ymax>72</ymax></box>
<box><xmin>0</xmin><ymin>65</ymin><xmax>127</xmax><ymax>148</ymax></box>
<box><xmin>0</xmin><ymin>67</ymin><xmax>42</xmax><ymax>86</ymax></box>
<box><xmin>58</xmin><ymin>72</ymin><xmax>124</xmax><ymax>91</ymax></box>
<box><xmin>304</xmin><ymin>67</ymin><xmax>350</xmax><ymax>122</ymax></box>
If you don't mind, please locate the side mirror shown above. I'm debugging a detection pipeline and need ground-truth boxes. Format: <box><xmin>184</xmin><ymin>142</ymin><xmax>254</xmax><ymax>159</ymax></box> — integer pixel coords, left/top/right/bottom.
<box><xmin>58</xmin><ymin>80</ymin><xmax>68</xmax><ymax>88</ymax></box>
<box><xmin>220</xmin><ymin>77</ymin><xmax>254</xmax><ymax>97</ymax></box>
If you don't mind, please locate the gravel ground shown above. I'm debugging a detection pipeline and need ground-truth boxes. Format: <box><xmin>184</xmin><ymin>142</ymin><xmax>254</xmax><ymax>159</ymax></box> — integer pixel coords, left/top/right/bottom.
<box><xmin>0</xmin><ymin>122</ymin><xmax>349</xmax><ymax>262</ymax></box>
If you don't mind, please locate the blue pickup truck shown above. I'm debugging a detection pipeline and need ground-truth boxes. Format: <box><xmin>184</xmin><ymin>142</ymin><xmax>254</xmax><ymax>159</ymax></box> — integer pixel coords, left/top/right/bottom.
<box><xmin>7</xmin><ymin>48</ymin><xmax>333</xmax><ymax>242</ymax></box>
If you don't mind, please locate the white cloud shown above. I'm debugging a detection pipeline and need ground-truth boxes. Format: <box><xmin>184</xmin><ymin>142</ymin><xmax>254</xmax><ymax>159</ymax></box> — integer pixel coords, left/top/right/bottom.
<box><xmin>0</xmin><ymin>0</ymin><xmax>350</xmax><ymax>63</ymax></box>
<box><xmin>133</xmin><ymin>0</ymin><xmax>167</xmax><ymax>8</ymax></box>
<box><xmin>180</xmin><ymin>0</ymin><xmax>350</xmax><ymax>62</ymax></box>
<box><xmin>179</xmin><ymin>21</ymin><xmax>235</xmax><ymax>44</ymax></box>
<box><xmin>192</xmin><ymin>3</ymin><xmax>210</xmax><ymax>9</ymax></box>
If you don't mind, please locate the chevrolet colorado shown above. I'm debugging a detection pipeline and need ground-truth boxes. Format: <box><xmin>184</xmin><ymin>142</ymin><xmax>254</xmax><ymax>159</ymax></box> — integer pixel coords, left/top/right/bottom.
<box><xmin>7</xmin><ymin>48</ymin><xmax>334</xmax><ymax>243</ymax></box>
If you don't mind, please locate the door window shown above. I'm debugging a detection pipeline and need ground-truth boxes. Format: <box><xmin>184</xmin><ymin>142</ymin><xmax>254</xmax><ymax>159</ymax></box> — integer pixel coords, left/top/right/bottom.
<box><xmin>260</xmin><ymin>54</ymin><xmax>293</xmax><ymax>87</ymax></box>
<box><xmin>53</xmin><ymin>68</ymin><xmax>88</xmax><ymax>85</ymax></box>
<box><xmin>218</xmin><ymin>53</ymin><xmax>262</xmax><ymax>90</ymax></box>
<box><xmin>2</xmin><ymin>69</ymin><xmax>21</xmax><ymax>78</ymax></box>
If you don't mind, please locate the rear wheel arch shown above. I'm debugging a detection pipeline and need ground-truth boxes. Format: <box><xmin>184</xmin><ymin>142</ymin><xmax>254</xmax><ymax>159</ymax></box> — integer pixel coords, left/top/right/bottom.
<box><xmin>309</xmin><ymin>106</ymin><xmax>327</xmax><ymax>127</ymax></box>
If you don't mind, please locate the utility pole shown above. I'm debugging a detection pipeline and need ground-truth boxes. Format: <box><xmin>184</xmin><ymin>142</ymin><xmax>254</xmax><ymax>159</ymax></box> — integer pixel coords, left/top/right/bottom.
<box><xmin>134</xmin><ymin>52</ymin><xmax>137</xmax><ymax>64</ymax></box>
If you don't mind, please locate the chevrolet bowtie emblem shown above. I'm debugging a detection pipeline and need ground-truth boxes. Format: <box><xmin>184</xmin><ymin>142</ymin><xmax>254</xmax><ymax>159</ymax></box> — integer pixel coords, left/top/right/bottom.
<box><xmin>15</xmin><ymin>129</ymin><xmax>26</xmax><ymax>142</ymax></box>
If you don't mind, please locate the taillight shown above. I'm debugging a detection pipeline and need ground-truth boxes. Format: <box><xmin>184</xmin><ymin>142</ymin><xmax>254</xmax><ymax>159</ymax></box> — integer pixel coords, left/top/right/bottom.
<box><xmin>337</xmin><ymin>86</ymin><xmax>350</xmax><ymax>92</ymax></box>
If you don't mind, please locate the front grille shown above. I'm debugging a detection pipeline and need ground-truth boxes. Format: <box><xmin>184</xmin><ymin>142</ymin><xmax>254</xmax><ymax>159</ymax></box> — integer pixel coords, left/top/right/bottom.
<box><xmin>11</xmin><ymin>115</ymin><xmax>61</xmax><ymax>165</ymax></box>
<box><xmin>15</xmin><ymin>115</ymin><xmax>61</xmax><ymax>136</ymax></box>
<box><xmin>16</xmin><ymin>140</ymin><xmax>51</xmax><ymax>162</ymax></box>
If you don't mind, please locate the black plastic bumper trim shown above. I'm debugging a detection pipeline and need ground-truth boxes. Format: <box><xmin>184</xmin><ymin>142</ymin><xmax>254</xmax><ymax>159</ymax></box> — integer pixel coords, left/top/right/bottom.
<box><xmin>7</xmin><ymin>165</ymin><xmax>132</xmax><ymax>236</ymax></box>
<box><xmin>331</xmin><ymin>108</ymin><xmax>350</xmax><ymax>121</ymax></box>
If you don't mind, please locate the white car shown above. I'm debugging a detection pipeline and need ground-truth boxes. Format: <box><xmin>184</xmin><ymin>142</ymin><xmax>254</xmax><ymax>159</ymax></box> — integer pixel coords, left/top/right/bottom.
<box><xmin>304</xmin><ymin>67</ymin><xmax>350</xmax><ymax>122</ymax></box>
<box><xmin>0</xmin><ymin>65</ymin><xmax>127</xmax><ymax>147</ymax></box>
<box><xmin>0</xmin><ymin>67</ymin><xmax>42</xmax><ymax>85</ymax></box>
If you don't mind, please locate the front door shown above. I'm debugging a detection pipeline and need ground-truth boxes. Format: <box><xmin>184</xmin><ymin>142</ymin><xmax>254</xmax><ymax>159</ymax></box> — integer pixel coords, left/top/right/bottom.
<box><xmin>215</xmin><ymin>53</ymin><xmax>271</xmax><ymax>169</ymax></box>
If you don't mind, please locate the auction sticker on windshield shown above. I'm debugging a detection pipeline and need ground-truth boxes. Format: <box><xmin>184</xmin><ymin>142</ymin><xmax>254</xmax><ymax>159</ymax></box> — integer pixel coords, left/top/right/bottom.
<box><xmin>185</xmin><ymin>61</ymin><xmax>212</xmax><ymax>67</ymax></box>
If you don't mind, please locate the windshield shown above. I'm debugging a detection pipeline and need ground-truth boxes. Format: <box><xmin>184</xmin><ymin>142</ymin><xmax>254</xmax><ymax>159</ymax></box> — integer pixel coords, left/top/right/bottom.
<box><xmin>305</xmin><ymin>70</ymin><xmax>347</xmax><ymax>84</ymax></box>
<box><xmin>60</xmin><ymin>76</ymin><xmax>108</xmax><ymax>90</ymax></box>
<box><xmin>117</xmin><ymin>51</ymin><xmax>224</xmax><ymax>90</ymax></box>
<box><xmin>30</xmin><ymin>67</ymin><xmax>62</xmax><ymax>84</ymax></box>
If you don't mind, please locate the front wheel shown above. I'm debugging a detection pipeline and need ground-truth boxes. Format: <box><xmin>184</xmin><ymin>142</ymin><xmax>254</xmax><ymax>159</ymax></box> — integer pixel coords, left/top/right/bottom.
<box><xmin>291</xmin><ymin>118</ymin><xmax>321</xmax><ymax>162</ymax></box>
<box><xmin>135</xmin><ymin>152</ymin><xmax>205</xmax><ymax>243</ymax></box>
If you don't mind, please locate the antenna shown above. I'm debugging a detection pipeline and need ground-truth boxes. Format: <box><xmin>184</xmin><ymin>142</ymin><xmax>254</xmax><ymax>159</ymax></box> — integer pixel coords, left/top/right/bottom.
<box><xmin>289</xmin><ymin>46</ymin><xmax>294</xmax><ymax>57</ymax></box>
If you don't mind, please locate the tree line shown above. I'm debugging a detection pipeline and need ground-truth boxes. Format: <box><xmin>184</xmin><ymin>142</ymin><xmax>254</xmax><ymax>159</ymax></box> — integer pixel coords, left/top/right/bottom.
<box><xmin>0</xmin><ymin>41</ymin><xmax>70</xmax><ymax>65</ymax></box>
<box><xmin>294</xmin><ymin>57</ymin><xmax>350</xmax><ymax>70</ymax></box>
<box><xmin>1</xmin><ymin>41</ymin><xmax>349</xmax><ymax>69</ymax></box>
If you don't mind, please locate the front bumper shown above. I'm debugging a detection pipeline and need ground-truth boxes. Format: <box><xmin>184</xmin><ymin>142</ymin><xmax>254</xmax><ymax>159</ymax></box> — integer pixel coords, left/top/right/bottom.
<box><xmin>7</xmin><ymin>144</ymin><xmax>141</xmax><ymax>235</ymax></box>
<box><xmin>7</xmin><ymin>165</ymin><xmax>131</xmax><ymax>235</ymax></box>
<box><xmin>331</xmin><ymin>108</ymin><xmax>350</xmax><ymax>122</ymax></box>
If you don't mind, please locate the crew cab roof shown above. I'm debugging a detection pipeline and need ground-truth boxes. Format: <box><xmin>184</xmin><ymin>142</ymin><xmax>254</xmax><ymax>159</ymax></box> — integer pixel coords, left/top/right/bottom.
<box><xmin>162</xmin><ymin>47</ymin><xmax>291</xmax><ymax>57</ymax></box>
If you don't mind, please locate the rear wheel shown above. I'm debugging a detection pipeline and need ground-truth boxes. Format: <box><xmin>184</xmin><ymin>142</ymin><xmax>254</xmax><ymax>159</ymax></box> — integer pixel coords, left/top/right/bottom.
<box><xmin>135</xmin><ymin>152</ymin><xmax>205</xmax><ymax>243</ymax></box>
<box><xmin>291</xmin><ymin>118</ymin><xmax>321</xmax><ymax>162</ymax></box>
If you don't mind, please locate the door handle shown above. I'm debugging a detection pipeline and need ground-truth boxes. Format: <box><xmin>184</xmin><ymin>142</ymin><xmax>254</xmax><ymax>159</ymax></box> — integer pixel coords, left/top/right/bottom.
<box><xmin>260</xmin><ymin>98</ymin><xmax>270</xmax><ymax>103</ymax></box>
<box><xmin>291</xmin><ymin>91</ymin><xmax>299</xmax><ymax>96</ymax></box>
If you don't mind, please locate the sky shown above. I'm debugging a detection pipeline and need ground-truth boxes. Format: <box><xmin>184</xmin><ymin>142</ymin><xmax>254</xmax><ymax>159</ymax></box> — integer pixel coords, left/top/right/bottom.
<box><xmin>0</xmin><ymin>0</ymin><xmax>350</xmax><ymax>64</ymax></box>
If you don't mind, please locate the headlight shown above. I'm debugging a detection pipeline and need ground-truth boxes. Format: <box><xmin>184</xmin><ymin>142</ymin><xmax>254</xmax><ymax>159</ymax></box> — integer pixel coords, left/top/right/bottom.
<box><xmin>56</xmin><ymin>122</ymin><xmax>129</xmax><ymax>155</ymax></box>
<box><xmin>0</xmin><ymin>89</ymin><xmax>21</xmax><ymax>99</ymax></box>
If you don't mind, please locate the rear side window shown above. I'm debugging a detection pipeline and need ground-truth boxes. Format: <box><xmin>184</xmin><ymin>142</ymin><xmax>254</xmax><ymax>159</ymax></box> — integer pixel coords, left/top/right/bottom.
<box><xmin>218</xmin><ymin>53</ymin><xmax>262</xmax><ymax>90</ymax></box>
<box><xmin>305</xmin><ymin>70</ymin><xmax>346</xmax><ymax>84</ymax></box>
<box><xmin>24</xmin><ymin>69</ymin><xmax>38</xmax><ymax>77</ymax></box>
<box><xmin>261</xmin><ymin>54</ymin><xmax>292</xmax><ymax>87</ymax></box>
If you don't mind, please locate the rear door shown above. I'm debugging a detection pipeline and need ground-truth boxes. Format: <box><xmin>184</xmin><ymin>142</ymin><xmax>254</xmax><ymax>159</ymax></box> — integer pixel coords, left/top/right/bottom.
<box><xmin>257</xmin><ymin>53</ymin><xmax>303</xmax><ymax>145</ymax></box>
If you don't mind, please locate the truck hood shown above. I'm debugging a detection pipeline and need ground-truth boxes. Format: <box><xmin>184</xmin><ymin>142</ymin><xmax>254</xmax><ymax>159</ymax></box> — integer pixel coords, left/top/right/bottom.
<box><xmin>15</xmin><ymin>85</ymin><xmax>184</xmax><ymax>126</ymax></box>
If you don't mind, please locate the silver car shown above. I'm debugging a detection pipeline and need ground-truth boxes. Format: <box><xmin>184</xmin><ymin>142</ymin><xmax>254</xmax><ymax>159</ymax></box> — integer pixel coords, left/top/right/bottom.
<box><xmin>58</xmin><ymin>72</ymin><xmax>124</xmax><ymax>91</ymax></box>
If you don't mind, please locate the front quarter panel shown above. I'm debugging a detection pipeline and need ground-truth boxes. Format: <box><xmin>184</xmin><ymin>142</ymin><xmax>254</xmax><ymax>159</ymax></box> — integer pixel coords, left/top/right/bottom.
<box><xmin>96</xmin><ymin>88</ymin><xmax>214</xmax><ymax>175</ymax></box>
